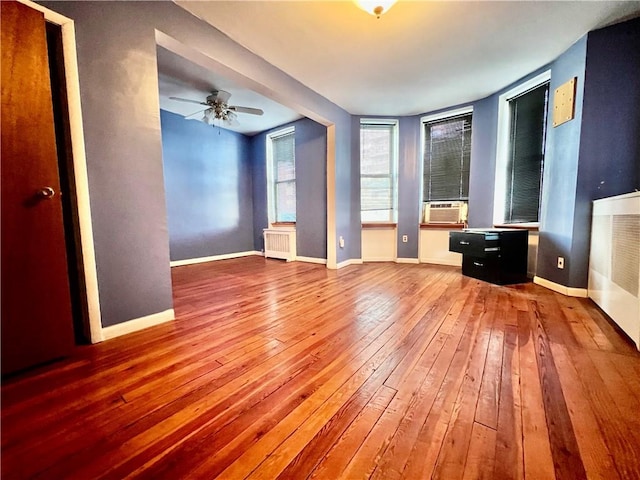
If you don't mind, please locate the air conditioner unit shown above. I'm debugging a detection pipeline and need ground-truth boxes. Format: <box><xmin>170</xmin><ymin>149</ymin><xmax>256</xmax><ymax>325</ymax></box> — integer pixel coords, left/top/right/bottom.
<box><xmin>423</xmin><ymin>202</ymin><xmax>468</xmax><ymax>224</ymax></box>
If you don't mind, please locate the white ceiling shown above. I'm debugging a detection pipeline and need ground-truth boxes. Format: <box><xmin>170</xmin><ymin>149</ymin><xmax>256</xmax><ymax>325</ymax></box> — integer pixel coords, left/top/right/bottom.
<box><xmin>162</xmin><ymin>1</ymin><xmax>640</xmax><ymax>133</ymax></box>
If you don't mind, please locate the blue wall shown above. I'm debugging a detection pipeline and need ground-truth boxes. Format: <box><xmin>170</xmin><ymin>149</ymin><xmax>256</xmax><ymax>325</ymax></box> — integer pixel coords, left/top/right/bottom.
<box><xmin>397</xmin><ymin>116</ymin><xmax>421</xmax><ymax>259</ymax></box>
<box><xmin>160</xmin><ymin>110</ymin><xmax>254</xmax><ymax>261</ymax></box>
<box><xmin>572</xmin><ymin>18</ymin><xmax>640</xmax><ymax>287</ymax></box>
<box><xmin>536</xmin><ymin>36</ymin><xmax>587</xmax><ymax>286</ymax></box>
<box><xmin>468</xmin><ymin>95</ymin><xmax>498</xmax><ymax>228</ymax></box>
<box><xmin>251</xmin><ymin>118</ymin><xmax>328</xmax><ymax>260</ymax></box>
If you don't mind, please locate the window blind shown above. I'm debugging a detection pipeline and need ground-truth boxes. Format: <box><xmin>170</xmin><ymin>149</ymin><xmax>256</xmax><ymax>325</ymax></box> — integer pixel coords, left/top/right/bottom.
<box><xmin>360</xmin><ymin>123</ymin><xmax>396</xmax><ymax>222</ymax></box>
<box><xmin>423</xmin><ymin>114</ymin><xmax>472</xmax><ymax>202</ymax></box>
<box><xmin>504</xmin><ymin>83</ymin><xmax>549</xmax><ymax>223</ymax></box>
<box><xmin>271</xmin><ymin>130</ymin><xmax>296</xmax><ymax>222</ymax></box>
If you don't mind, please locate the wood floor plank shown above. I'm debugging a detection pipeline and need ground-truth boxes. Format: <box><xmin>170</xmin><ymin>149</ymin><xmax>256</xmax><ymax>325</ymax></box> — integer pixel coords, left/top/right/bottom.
<box><xmin>550</xmin><ymin>343</ymin><xmax>621</xmax><ymax>480</ymax></box>
<box><xmin>2</xmin><ymin>258</ymin><xmax>640</xmax><ymax>480</ymax></box>
<box><xmin>556</xmin><ymin>343</ymin><xmax>640</xmax><ymax>479</ymax></box>
<box><xmin>339</xmin><ymin>283</ymin><xmax>484</xmax><ymax>480</ymax></box>
<box><xmin>529</xmin><ymin>297</ymin><xmax>588</xmax><ymax>480</ymax></box>
<box><xmin>307</xmin><ymin>384</ymin><xmax>397</xmax><ymax>480</ymax></box>
<box><xmin>461</xmin><ymin>422</ymin><xmax>497</xmax><ymax>480</ymax></box>
<box><xmin>517</xmin><ymin>309</ymin><xmax>556</xmax><ymax>480</ymax></box>
<box><xmin>398</xmin><ymin>283</ymin><xmax>491</xmax><ymax>480</ymax></box>
<box><xmin>493</xmin><ymin>325</ymin><xmax>524</xmax><ymax>480</ymax></box>
<box><xmin>431</xmin><ymin>287</ymin><xmax>498</xmax><ymax>480</ymax></box>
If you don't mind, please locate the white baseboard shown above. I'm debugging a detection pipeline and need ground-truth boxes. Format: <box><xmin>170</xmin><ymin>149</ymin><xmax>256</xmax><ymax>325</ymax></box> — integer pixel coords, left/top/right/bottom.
<box><xmin>296</xmin><ymin>256</ymin><xmax>327</xmax><ymax>265</ymax></box>
<box><xmin>362</xmin><ymin>257</ymin><xmax>396</xmax><ymax>262</ymax></box>
<box><xmin>336</xmin><ymin>258</ymin><xmax>364</xmax><ymax>269</ymax></box>
<box><xmin>102</xmin><ymin>308</ymin><xmax>175</xmax><ymax>340</ymax></box>
<box><xmin>396</xmin><ymin>258</ymin><xmax>420</xmax><ymax>264</ymax></box>
<box><xmin>420</xmin><ymin>258</ymin><xmax>462</xmax><ymax>267</ymax></box>
<box><xmin>533</xmin><ymin>276</ymin><xmax>588</xmax><ymax>297</ymax></box>
<box><xmin>170</xmin><ymin>251</ymin><xmax>261</xmax><ymax>267</ymax></box>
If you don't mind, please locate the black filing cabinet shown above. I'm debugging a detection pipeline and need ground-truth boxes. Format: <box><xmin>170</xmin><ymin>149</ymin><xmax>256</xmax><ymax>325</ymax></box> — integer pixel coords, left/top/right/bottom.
<box><xmin>449</xmin><ymin>229</ymin><xmax>528</xmax><ymax>285</ymax></box>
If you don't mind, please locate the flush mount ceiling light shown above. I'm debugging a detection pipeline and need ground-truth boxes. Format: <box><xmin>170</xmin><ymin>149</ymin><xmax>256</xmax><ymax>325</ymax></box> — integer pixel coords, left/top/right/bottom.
<box><xmin>355</xmin><ymin>0</ymin><xmax>398</xmax><ymax>18</ymax></box>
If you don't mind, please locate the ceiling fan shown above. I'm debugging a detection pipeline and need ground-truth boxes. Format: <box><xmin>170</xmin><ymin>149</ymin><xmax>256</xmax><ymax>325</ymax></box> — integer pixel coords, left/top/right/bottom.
<box><xmin>169</xmin><ymin>90</ymin><xmax>264</xmax><ymax>126</ymax></box>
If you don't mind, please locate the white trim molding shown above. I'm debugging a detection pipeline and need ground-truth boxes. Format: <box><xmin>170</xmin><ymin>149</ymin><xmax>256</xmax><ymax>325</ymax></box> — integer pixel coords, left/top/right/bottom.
<box><xmin>396</xmin><ymin>258</ymin><xmax>420</xmax><ymax>264</ymax></box>
<box><xmin>534</xmin><ymin>276</ymin><xmax>588</xmax><ymax>298</ymax></box>
<box><xmin>296</xmin><ymin>256</ymin><xmax>327</xmax><ymax>265</ymax></box>
<box><xmin>421</xmin><ymin>105</ymin><xmax>473</xmax><ymax>125</ymax></box>
<box><xmin>336</xmin><ymin>258</ymin><xmax>364</xmax><ymax>269</ymax></box>
<box><xmin>493</xmin><ymin>70</ymin><xmax>551</xmax><ymax>226</ymax></box>
<box><xmin>20</xmin><ymin>0</ymin><xmax>104</xmax><ymax>343</ymax></box>
<box><xmin>170</xmin><ymin>251</ymin><xmax>262</xmax><ymax>267</ymax></box>
<box><xmin>326</xmin><ymin>126</ymin><xmax>337</xmax><ymax>270</ymax></box>
<box><xmin>421</xmin><ymin>258</ymin><xmax>462</xmax><ymax>267</ymax></box>
<box><xmin>102</xmin><ymin>309</ymin><xmax>175</xmax><ymax>341</ymax></box>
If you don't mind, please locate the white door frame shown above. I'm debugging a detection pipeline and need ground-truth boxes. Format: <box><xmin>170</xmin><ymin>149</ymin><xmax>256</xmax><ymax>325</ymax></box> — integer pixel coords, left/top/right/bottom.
<box><xmin>20</xmin><ymin>0</ymin><xmax>104</xmax><ymax>342</ymax></box>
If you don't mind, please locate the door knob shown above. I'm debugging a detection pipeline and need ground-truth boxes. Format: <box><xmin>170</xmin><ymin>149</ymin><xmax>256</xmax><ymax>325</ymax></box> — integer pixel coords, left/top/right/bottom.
<box><xmin>37</xmin><ymin>186</ymin><xmax>56</xmax><ymax>199</ymax></box>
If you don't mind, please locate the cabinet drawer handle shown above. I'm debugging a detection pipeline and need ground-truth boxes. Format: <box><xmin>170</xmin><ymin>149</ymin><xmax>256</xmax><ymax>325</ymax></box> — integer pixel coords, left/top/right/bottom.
<box><xmin>473</xmin><ymin>261</ymin><xmax>484</xmax><ymax>267</ymax></box>
<box><xmin>459</xmin><ymin>241</ymin><xmax>470</xmax><ymax>245</ymax></box>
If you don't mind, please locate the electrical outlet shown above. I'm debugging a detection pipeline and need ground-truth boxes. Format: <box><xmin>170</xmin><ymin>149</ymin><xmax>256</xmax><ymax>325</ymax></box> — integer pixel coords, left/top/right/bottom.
<box><xmin>402</xmin><ymin>235</ymin><xmax>408</xmax><ymax>243</ymax></box>
<box><xmin>557</xmin><ymin>256</ymin><xmax>564</xmax><ymax>269</ymax></box>
<box><xmin>339</xmin><ymin>236</ymin><xmax>345</xmax><ymax>248</ymax></box>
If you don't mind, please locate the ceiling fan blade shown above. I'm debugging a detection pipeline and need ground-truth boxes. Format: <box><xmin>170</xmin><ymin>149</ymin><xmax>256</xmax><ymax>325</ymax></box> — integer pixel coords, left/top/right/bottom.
<box><xmin>212</xmin><ymin>89</ymin><xmax>232</xmax><ymax>104</ymax></box>
<box><xmin>184</xmin><ymin>108</ymin><xmax>207</xmax><ymax>119</ymax></box>
<box><xmin>169</xmin><ymin>96</ymin><xmax>207</xmax><ymax>106</ymax></box>
<box><xmin>228</xmin><ymin>105</ymin><xmax>264</xmax><ymax>116</ymax></box>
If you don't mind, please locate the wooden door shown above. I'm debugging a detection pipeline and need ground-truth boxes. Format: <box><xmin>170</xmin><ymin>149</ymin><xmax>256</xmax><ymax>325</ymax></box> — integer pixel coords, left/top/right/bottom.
<box><xmin>1</xmin><ymin>1</ymin><xmax>75</xmax><ymax>375</ymax></box>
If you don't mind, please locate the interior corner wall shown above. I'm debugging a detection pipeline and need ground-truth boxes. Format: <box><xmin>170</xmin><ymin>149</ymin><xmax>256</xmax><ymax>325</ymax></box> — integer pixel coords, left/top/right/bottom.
<box><xmin>295</xmin><ymin>119</ymin><xmax>328</xmax><ymax>259</ymax></box>
<box><xmin>160</xmin><ymin>110</ymin><xmax>254</xmax><ymax>261</ymax></box>
<box><xmin>572</xmin><ymin>17</ymin><xmax>640</xmax><ymax>287</ymax></box>
<box><xmin>251</xmin><ymin>133</ymin><xmax>268</xmax><ymax>252</ymax></box>
<box><xmin>345</xmin><ymin>115</ymin><xmax>362</xmax><ymax>262</ymax></box>
<box><xmin>250</xmin><ymin>118</ymin><xmax>328</xmax><ymax>259</ymax></box>
<box><xmin>468</xmin><ymin>95</ymin><xmax>498</xmax><ymax>228</ymax></box>
<box><xmin>397</xmin><ymin>116</ymin><xmax>421</xmax><ymax>259</ymax></box>
<box><xmin>536</xmin><ymin>36</ymin><xmax>587</xmax><ymax>288</ymax></box>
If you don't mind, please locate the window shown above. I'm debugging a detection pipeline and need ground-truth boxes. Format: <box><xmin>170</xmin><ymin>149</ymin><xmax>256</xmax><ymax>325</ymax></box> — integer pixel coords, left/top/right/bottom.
<box><xmin>494</xmin><ymin>70</ymin><xmax>551</xmax><ymax>225</ymax></box>
<box><xmin>503</xmin><ymin>83</ymin><xmax>549</xmax><ymax>223</ymax></box>
<box><xmin>422</xmin><ymin>110</ymin><xmax>472</xmax><ymax>203</ymax></box>
<box><xmin>360</xmin><ymin>120</ymin><xmax>398</xmax><ymax>222</ymax></box>
<box><xmin>267</xmin><ymin>127</ymin><xmax>296</xmax><ymax>223</ymax></box>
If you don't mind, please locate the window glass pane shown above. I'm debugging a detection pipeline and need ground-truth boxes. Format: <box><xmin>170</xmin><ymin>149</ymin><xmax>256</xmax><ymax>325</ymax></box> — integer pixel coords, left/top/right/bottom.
<box><xmin>361</xmin><ymin>176</ymin><xmax>392</xmax><ymax>210</ymax></box>
<box><xmin>268</xmin><ymin>128</ymin><xmax>296</xmax><ymax>222</ymax></box>
<box><xmin>361</xmin><ymin>126</ymin><xmax>392</xmax><ymax>175</ymax></box>
<box><xmin>276</xmin><ymin>180</ymin><xmax>296</xmax><ymax>222</ymax></box>
<box><xmin>423</xmin><ymin>114</ymin><xmax>472</xmax><ymax>202</ymax></box>
<box><xmin>504</xmin><ymin>83</ymin><xmax>548</xmax><ymax>223</ymax></box>
<box><xmin>362</xmin><ymin>209</ymin><xmax>393</xmax><ymax>222</ymax></box>
<box><xmin>360</xmin><ymin>122</ymin><xmax>396</xmax><ymax>222</ymax></box>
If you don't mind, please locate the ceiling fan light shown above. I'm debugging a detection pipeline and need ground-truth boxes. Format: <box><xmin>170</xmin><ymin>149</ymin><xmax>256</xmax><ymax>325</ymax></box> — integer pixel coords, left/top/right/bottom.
<box><xmin>354</xmin><ymin>0</ymin><xmax>397</xmax><ymax>18</ymax></box>
<box><xmin>203</xmin><ymin>108</ymin><xmax>216</xmax><ymax>125</ymax></box>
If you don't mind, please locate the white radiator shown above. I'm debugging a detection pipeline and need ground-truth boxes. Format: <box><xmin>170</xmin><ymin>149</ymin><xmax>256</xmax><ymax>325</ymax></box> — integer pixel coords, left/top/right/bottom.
<box><xmin>588</xmin><ymin>192</ymin><xmax>640</xmax><ymax>349</ymax></box>
<box><xmin>263</xmin><ymin>228</ymin><xmax>297</xmax><ymax>262</ymax></box>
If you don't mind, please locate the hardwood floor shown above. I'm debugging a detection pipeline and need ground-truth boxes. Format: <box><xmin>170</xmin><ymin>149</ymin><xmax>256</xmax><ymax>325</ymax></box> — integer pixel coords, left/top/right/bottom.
<box><xmin>2</xmin><ymin>257</ymin><xmax>640</xmax><ymax>479</ymax></box>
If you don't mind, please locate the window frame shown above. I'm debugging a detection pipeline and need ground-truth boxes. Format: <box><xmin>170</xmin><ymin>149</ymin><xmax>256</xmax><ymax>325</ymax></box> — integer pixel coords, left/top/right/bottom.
<box><xmin>494</xmin><ymin>70</ymin><xmax>551</xmax><ymax>226</ymax></box>
<box><xmin>359</xmin><ymin>119</ymin><xmax>399</xmax><ymax>224</ymax></box>
<box><xmin>421</xmin><ymin>106</ymin><xmax>473</xmax><ymax>205</ymax></box>
<box><xmin>266</xmin><ymin>126</ymin><xmax>296</xmax><ymax>225</ymax></box>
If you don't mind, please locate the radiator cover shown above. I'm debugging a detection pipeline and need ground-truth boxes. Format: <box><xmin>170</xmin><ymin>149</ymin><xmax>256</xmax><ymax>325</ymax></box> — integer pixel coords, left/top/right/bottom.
<box><xmin>588</xmin><ymin>192</ymin><xmax>640</xmax><ymax>349</ymax></box>
<box><xmin>263</xmin><ymin>228</ymin><xmax>297</xmax><ymax>262</ymax></box>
